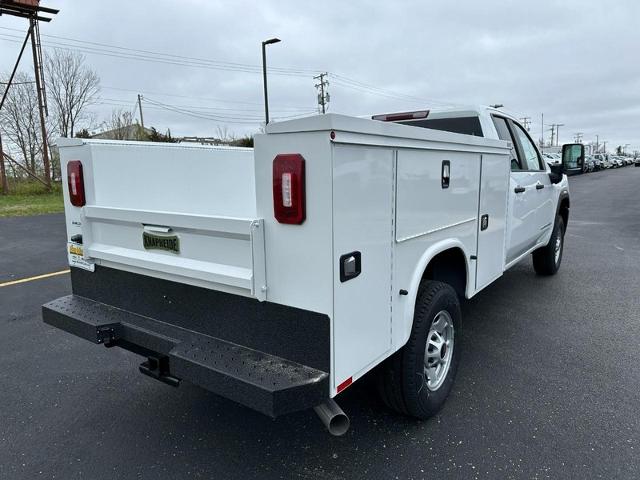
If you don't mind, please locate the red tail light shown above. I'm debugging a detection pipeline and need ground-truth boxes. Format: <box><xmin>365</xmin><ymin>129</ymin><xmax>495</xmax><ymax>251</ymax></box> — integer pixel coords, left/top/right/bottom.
<box><xmin>273</xmin><ymin>154</ymin><xmax>305</xmax><ymax>224</ymax></box>
<box><xmin>67</xmin><ymin>160</ymin><xmax>85</xmax><ymax>207</ymax></box>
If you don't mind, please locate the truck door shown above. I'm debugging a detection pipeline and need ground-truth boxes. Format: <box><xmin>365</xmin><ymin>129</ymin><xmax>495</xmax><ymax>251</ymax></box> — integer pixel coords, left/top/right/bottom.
<box><xmin>509</xmin><ymin>122</ymin><xmax>555</xmax><ymax>238</ymax></box>
<box><xmin>491</xmin><ymin>116</ymin><xmax>539</xmax><ymax>264</ymax></box>
<box><xmin>332</xmin><ymin>145</ymin><xmax>394</xmax><ymax>389</ymax></box>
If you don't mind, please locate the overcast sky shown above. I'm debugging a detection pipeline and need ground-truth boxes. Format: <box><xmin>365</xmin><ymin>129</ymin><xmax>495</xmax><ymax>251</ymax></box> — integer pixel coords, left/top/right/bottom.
<box><xmin>1</xmin><ymin>0</ymin><xmax>639</xmax><ymax>151</ymax></box>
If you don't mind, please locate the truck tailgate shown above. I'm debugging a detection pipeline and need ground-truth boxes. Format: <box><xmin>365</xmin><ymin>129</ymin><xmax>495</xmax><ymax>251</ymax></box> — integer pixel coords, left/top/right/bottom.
<box><xmin>59</xmin><ymin>140</ymin><xmax>266</xmax><ymax>300</ymax></box>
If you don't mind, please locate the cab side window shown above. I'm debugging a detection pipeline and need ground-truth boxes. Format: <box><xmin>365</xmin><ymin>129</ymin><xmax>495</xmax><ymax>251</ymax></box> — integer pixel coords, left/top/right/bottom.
<box><xmin>512</xmin><ymin>123</ymin><xmax>544</xmax><ymax>171</ymax></box>
<box><xmin>491</xmin><ymin>116</ymin><xmax>521</xmax><ymax>171</ymax></box>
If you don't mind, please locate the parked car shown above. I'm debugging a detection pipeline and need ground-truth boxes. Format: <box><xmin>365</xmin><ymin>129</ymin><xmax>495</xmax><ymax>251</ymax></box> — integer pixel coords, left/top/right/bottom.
<box><xmin>624</xmin><ymin>157</ymin><xmax>634</xmax><ymax>166</ymax></box>
<box><xmin>44</xmin><ymin>106</ymin><xmax>571</xmax><ymax>436</ymax></box>
<box><xmin>583</xmin><ymin>156</ymin><xmax>596</xmax><ymax>172</ymax></box>
<box><xmin>594</xmin><ymin>154</ymin><xmax>609</xmax><ymax>169</ymax></box>
<box><xmin>635</xmin><ymin>157</ymin><xmax>640</xmax><ymax>167</ymax></box>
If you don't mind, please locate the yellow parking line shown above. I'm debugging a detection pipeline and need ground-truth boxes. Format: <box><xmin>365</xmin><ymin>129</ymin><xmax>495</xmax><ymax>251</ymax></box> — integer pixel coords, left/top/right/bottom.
<box><xmin>0</xmin><ymin>269</ymin><xmax>70</xmax><ymax>288</ymax></box>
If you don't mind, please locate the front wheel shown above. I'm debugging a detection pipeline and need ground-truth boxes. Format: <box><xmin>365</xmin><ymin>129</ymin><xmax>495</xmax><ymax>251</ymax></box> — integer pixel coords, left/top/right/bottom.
<box><xmin>532</xmin><ymin>215</ymin><xmax>565</xmax><ymax>275</ymax></box>
<box><xmin>377</xmin><ymin>281</ymin><xmax>461</xmax><ymax>419</ymax></box>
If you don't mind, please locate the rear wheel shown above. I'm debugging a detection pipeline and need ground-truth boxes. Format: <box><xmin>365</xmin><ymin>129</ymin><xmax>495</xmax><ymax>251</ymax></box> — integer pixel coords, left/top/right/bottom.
<box><xmin>377</xmin><ymin>281</ymin><xmax>461</xmax><ymax>419</ymax></box>
<box><xmin>532</xmin><ymin>215</ymin><xmax>565</xmax><ymax>275</ymax></box>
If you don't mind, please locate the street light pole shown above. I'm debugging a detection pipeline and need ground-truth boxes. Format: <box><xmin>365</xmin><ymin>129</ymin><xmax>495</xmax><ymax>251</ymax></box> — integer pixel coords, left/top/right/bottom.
<box><xmin>261</xmin><ymin>37</ymin><xmax>281</xmax><ymax>125</ymax></box>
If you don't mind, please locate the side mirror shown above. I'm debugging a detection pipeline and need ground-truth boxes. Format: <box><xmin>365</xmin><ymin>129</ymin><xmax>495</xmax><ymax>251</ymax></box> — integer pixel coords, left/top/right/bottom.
<box><xmin>549</xmin><ymin>163</ymin><xmax>564</xmax><ymax>184</ymax></box>
<box><xmin>562</xmin><ymin>143</ymin><xmax>585</xmax><ymax>175</ymax></box>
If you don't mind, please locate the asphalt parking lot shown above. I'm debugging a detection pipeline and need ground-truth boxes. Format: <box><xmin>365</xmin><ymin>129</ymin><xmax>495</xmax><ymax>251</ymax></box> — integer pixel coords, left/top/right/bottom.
<box><xmin>1</xmin><ymin>167</ymin><xmax>639</xmax><ymax>480</ymax></box>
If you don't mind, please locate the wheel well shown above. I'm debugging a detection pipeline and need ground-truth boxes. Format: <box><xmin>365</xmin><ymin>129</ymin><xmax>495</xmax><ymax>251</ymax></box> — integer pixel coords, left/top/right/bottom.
<box><xmin>559</xmin><ymin>197</ymin><xmax>570</xmax><ymax>227</ymax></box>
<box><xmin>422</xmin><ymin>248</ymin><xmax>467</xmax><ymax>298</ymax></box>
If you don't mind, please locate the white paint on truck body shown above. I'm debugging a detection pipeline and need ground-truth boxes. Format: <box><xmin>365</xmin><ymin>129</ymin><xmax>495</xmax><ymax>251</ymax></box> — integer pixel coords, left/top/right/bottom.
<box><xmin>57</xmin><ymin>109</ymin><xmax>568</xmax><ymax>397</ymax></box>
<box><xmin>258</xmin><ymin>114</ymin><xmax>511</xmax><ymax>390</ymax></box>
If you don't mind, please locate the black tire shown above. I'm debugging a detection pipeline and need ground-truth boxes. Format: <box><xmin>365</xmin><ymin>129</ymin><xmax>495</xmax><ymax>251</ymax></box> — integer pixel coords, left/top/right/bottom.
<box><xmin>377</xmin><ymin>281</ymin><xmax>462</xmax><ymax>419</ymax></box>
<box><xmin>532</xmin><ymin>215</ymin><xmax>565</xmax><ymax>275</ymax></box>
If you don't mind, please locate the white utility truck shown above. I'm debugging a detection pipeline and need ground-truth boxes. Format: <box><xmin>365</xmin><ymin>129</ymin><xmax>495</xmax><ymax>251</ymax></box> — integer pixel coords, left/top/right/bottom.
<box><xmin>43</xmin><ymin>106</ymin><xmax>578</xmax><ymax>436</ymax></box>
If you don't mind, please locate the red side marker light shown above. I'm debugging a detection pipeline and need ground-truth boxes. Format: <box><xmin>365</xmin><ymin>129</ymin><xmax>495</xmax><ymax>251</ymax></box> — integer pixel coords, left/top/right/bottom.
<box><xmin>67</xmin><ymin>160</ymin><xmax>85</xmax><ymax>207</ymax></box>
<box><xmin>337</xmin><ymin>376</ymin><xmax>352</xmax><ymax>393</ymax></box>
<box><xmin>273</xmin><ymin>154</ymin><xmax>306</xmax><ymax>224</ymax></box>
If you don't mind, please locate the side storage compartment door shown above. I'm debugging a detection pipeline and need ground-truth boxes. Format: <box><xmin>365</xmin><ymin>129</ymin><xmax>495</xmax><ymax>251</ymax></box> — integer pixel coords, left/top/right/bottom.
<box><xmin>475</xmin><ymin>153</ymin><xmax>509</xmax><ymax>291</ymax></box>
<box><xmin>332</xmin><ymin>145</ymin><xmax>394</xmax><ymax>389</ymax></box>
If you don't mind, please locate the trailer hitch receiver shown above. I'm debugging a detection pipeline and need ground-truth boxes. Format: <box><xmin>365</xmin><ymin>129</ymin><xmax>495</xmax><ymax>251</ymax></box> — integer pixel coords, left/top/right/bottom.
<box><xmin>139</xmin><ymin>356</ymin><xmax>181</xmax><ymax>387</ymax></box>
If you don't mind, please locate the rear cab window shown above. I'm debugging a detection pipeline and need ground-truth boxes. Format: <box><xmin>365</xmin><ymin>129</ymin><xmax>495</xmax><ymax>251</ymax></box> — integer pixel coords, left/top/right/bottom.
<box><xmin>398</xmin><ymin>116</ymin><xmax>483</xmax><ymax>136</ymax></box>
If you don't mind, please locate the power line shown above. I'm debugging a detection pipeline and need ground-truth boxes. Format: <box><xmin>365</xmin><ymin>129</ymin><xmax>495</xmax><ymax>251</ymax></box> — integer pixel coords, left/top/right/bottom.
<box><xmin>0</xmin><ymin>27</ymin><xmax>474</xmax><ymax>119</ymax></box>
<box><xmin>98</xmin><ymin>96</ymin><xmax>314</xmax><ymax>114</ymax></box>
<box><xmin>0</xmin><ymin>29</ymin><xmax>466</xmax><ymax>109</ymax></box>
<box><xmin>142</xmin><ymin>97</ymin><xmax>316</xmax><ymax>125</ymax></box>
<box><xmin>330</xmin><ymin>73</ymin><xmax>455</xmax><ymax>106</ymax></box>
<box><xmin>100</xmin><ymin>86</ymin><xmax>311</xmax><ymax>110</ymax></box>
<box><xmin>0</xmin><ymin>29</ymin><xmax>319</xmax><ymax>77</ymax></box>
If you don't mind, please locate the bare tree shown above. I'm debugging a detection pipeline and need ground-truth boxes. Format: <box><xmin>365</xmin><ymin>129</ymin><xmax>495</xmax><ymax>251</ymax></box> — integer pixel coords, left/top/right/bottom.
<box><xmin>0</xmin><ymin>72</ymin><xmax>44</xmax><ymax>175</ymax></box>
<box><xmin>101</xmin><ymin>108</ymin><xmax>135</xmax><ymax>140</ymax></box>
<box><xmin>45</xmin><ymin>50</ymin><xmax>99</xmax><ymax>139</ymax></box>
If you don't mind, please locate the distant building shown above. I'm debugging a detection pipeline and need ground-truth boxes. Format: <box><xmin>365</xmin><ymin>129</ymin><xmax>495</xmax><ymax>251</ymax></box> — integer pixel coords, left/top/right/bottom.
<box><xmin>91</xmin><ymin>124</ymin><xmax>152</xmax><ymax>141</ymax></box>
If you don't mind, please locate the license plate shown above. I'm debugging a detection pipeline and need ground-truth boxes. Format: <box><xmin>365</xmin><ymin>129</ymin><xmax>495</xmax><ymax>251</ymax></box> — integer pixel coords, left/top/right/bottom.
<box><xmin>142</xmin><ymin>231</ymin><xmax>180</xmax><ymax>253</ymax></box>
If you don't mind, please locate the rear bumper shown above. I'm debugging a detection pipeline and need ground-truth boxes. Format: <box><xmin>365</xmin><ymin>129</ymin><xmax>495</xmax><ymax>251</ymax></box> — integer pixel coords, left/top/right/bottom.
<box><xmin>43</xmin><ymin>294</ymin><xmax>328</xmax><ymax>417</ymax></box>
<box><xmin>42</xmin><ymin>266</ymin><xmax>331</xmax><ymax>418</ymax></box>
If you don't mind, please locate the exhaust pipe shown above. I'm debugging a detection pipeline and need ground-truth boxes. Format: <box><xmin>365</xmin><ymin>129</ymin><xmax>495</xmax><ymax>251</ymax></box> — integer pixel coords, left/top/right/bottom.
<box><xmin>314</xmin><ymin>399</ymin><xmax>350</xmax><ymax>436</ymax></box>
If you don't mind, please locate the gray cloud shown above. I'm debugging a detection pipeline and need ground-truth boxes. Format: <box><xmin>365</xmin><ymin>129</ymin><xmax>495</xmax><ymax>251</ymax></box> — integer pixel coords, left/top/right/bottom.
<box><xmin>1</xmin><ymin>0</ymin><xmax>638</xmax><ymax>150</ymax></box>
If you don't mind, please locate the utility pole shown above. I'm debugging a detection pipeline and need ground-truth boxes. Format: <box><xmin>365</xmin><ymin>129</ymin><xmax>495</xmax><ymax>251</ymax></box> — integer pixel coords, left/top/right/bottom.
<box><xmin>0</xmin><ymin>2</ymin><xmax>58</xmax><ymax>192</ymax></box>
<box><xmin>30</xmin><ymin>17</ymin><xmax>51</xmax><ymax>189</ymax></box>
<box><xmin>521</xmin><ymin>117</ymin><xmax>531</xmax><ymax>131</ymax></box>
<box><xmin>595</xmin><ymin>135</ymin><xmax>599</xmax><ymax>153</ymax></box>
<box><xmin>0</xmin><ymin>27</ymin><xmax>33</xmax><ymax>195</ymax></box>
<box><xmin>550</xmin><ymin>124</ymin><xmax>555</xmax><ymax>148</ymax></box>
<box><xmin>540</xmin><ymin>113</ymin><xmax>544</xmax><ymax>153</ymax></box>
<box><xmin>0</xmin><ymin>132</ymin><xmax>7</xmax><ymax>195</ymax></box>
<box><xmin>137</xmin><ymin>94</ymin><xmax>145</xmax><ymax>130</ymax></box>
<box><xmin>574</xmin><ymin>132</ymin><xmax>583</xmax><ymax>143</ymax></box>
<box><xmin>314</xmin><ymin>73</ymin><xmax>330</xmax><ymax>114</ymax></box>
<box><xmin>555</xmin><ymin>123</ymin><xmax>564</xmax><ymax>146</ymax></box>
<box><xmin>602</xmin><ymin>141</ymin><xmax>607</xmax><ymax>153</ymax></box>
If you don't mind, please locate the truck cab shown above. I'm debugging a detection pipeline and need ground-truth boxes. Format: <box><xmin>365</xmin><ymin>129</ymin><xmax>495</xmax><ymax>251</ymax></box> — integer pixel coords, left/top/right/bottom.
<box><xmin>373</xmin><ymin>106</ymin><xmax>570</xmax><ymax>268</ymax></box>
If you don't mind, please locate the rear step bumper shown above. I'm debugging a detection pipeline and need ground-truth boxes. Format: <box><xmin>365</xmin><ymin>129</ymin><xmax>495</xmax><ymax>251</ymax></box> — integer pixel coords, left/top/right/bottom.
<box><xmin>42</xmin><ymin>294</ymin><xmax>329</xmax><ymax>418</ymax></box>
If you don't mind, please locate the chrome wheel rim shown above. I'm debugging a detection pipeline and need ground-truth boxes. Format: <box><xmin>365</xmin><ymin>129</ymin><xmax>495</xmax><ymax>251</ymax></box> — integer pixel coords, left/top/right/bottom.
<box><xmin>554</xmin><ymin>234</ymin><xmax>562</xmax><ymax>264</ymax></box>
<box><xmin>424</xmin><ymin>310</ymin><xmax>454</xmax><ymax>391</ymax></box>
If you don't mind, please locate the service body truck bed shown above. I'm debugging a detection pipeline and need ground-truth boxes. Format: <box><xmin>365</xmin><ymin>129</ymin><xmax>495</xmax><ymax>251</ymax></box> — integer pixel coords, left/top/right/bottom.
<box><xmin>44</xmin><ymin>111</ymin><xmax>571</xmax><ymax>433</ymax></box>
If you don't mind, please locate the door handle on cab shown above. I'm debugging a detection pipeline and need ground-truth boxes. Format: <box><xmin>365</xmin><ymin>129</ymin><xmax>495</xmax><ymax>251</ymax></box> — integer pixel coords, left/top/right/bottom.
<box><xmin>514</xmin><ymin>186</ymin><xmax>526</xmax><ymax>193</ymax></box>
<box><xmin>535</xmin><ymin>182</ymin><xmax>545</xmax><ymax>190</ymax></box>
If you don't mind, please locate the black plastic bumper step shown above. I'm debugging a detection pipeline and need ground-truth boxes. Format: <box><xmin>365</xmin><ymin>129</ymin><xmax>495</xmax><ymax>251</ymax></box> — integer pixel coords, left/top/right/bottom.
<box><xmin>43</xmin><ymin>295</ymin><xmax>329</xmax><ymax>417</ymax></box>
